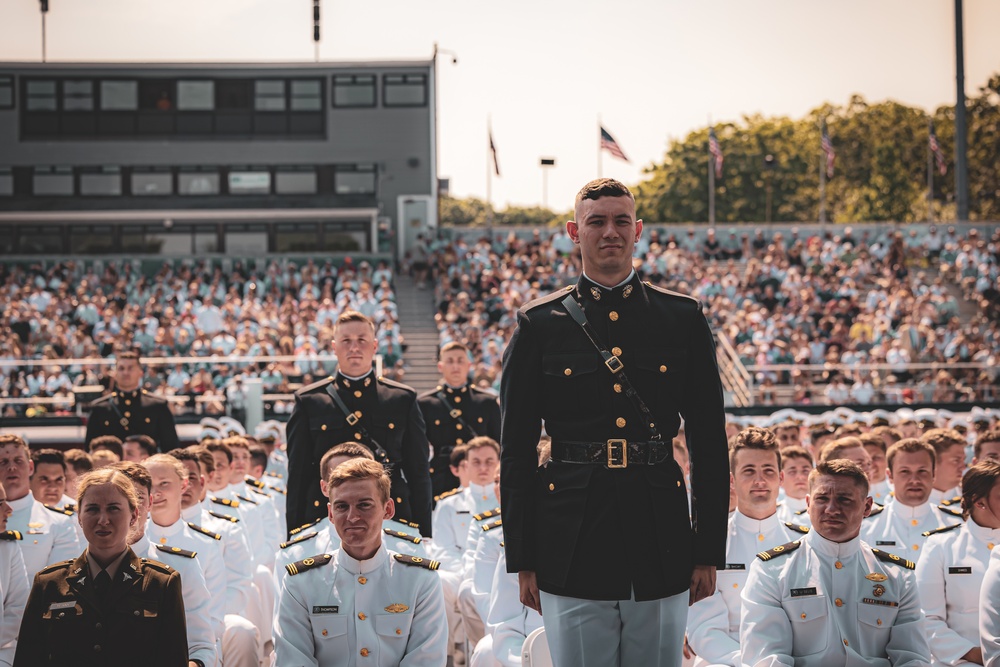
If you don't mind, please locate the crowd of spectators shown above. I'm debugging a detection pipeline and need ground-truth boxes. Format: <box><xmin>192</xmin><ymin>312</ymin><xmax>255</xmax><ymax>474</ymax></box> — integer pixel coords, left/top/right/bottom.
<box><xmin>0</xmin><ymin>257</ymin><xmax>401</xmax><ymax>417</ymax></box>
<box><xmin>427</xmin><ymin>223</ymin><xmax>1000</xmax><ymax>406</ymax></box>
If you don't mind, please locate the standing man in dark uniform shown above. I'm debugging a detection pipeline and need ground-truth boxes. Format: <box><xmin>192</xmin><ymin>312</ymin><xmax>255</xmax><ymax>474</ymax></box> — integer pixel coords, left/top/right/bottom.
<box><xmin>285</xmin><ymin>310</ymin><xmax>433</xmax><ymax>536</ymax></box>
<box><xmin>500</xmin><ymin>178</ymin><xmax>730</xmax><ymax>667</ymax></box>
<box><xmin>418</xmin><ymin>341</ymin><xmax>501</xmax><ymax>497</ymax></box>
<box><xmin>84</xmin><ymin>350</ymin><xmax>179</xmax><ymax>452</ymax></box>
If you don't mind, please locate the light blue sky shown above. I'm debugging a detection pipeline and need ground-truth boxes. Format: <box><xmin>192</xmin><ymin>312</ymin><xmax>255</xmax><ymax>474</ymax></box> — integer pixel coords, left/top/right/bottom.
<box><xmin>1</xmin><ymin>0</ymin><xmax>998</xmax><ymax>211</ymax></box>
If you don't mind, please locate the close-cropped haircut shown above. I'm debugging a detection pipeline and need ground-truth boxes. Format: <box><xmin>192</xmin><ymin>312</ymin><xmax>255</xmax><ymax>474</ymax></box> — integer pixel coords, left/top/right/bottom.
<box><xmin>772</xmin><ymin>420</ymin><xmax>800</xmax><ymax>435</ymax></box>
<box><xmin>921</xmin><ymin>428</ymin><xmax>966</xmax><ymax>458</ymax></box>
<box><xmin>64</xmin><ymin>449</ymin><xmax>94</xmax><ymax>474</ymax></box>
<box><xmin>31</xmin><ymin>448</ymin><xmax>66</xmax><ymax>472</ymax></box>
<box><xmin>440</xmin><ymin>341</ymin><xmax>469</xmax><ymax>357</ymax></box>
<box><xmin>186</xmin><ymin>446</ymin><xmax>216</xmax><ymax>475</ymax></box>
<box><xmin>334</xmin><ymin>309</ymin><xmax>376</xmax><ymax>334</ymax></box>
<box><xmin>575</xmin><ymin>178</ymin><xmax>635</xmax><ymax>208</ymax></box>
<box><xmin>205</xmin><ymin>440</ymin><xmax>233</xmax><ymax>464</ymax></box>
<box><xmin>248</xmin><ymin>445</ymin><xmax>269</xmax><ymax>473</ymax></box>
<box><xmin>450</xmin><ymin>443</ymin><xmax>471</xmax><ymax>467</ymax></box>
<box><xmin>975</xmin><ymin>428</ymin><xmax>1000</xmax><ymax>460</ymax></box>
<box><xmin>320</xmin><ymin>442</ymin><xmax>374</xmax><ymax>481</ymax></box>
<box><xmin>858</xmin><ymin>433</ymin><xmax>887</xmax><ymax>454</ymax></box>
<box><xmin>89</xmin><ymin>435</ymin><xmax>124</xmax><ymax>461</ymax></box>
<box><xmin>819</xmin><ymin>436</ymin><xmax>865</xmax><ymax>464</ymax></box>
<box><xmin>871</xmin><ymin>425</ymin><xmax>903</xmax><ymax>445</ymax></box>
<box><xmin>886</xmin><ymin>438</ymin><xmax>937</xmax><ymax>473</ymax></box>
<box><xmin>961</xmin><ymin>460</ymin><xmax>1000</xmax><ymax>520</ymax></box>
<box><xmin>222</xmin><ymin>436</ymin><xmax>250</xmax><ymax>453</ymax></box>
<box><xmin>780</xmin><ymin>446</ymin><xmax>813</xmax><ymax>467</ymax></box>
<box><xmin>76</xmin><ymin>468</ymin><xmax>139</xmax><ymax>512</ymax></box>
<box><xmin>729</xmin><ymin>426</ymin><xmax>781</xmax><ymax>472</ymax></box>
<box><xmin>464</xmin><ymin>436</ymin><xmax>500</xmax><ymax>457</ymax></box>
<box><xmin>115</xmin><ymin>349</ymin><xmax>141</xmax><ymax>363</ymax></box>
<box><xmin>111</xmin><ymin>460</ymin><xmax>153</xmax><ymax>493</ymax></box>
<box><xmin>124</xmin><ymin>434</ymin><xmax>158</xmax><ymax>458</ymax></box>
<box><xmin>808</xmin><ymin>459</ymin><xmax>870</xmax><ymax>496</ymax></box>
<box><xmin>327</xmin><ymin>458</ymin><xmax>391</xmax><ymax>504</ymax></box>
<box><xmin>0</xmin><ymin>434</ymin><xmax>29</xmax><ymax>452</ymax></box>
<box><xmin>143</xmin><ymin>453</ymin><xmax>188</xmax><ymax>483</ymax></box>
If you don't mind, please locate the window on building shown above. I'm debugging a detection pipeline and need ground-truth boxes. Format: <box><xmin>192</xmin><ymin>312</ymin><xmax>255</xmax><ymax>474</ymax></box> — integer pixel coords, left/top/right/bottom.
<box><xmin>276</xmin><ymin>168</ymin><xmax>317</xmax><ymax>194</ymax></box>
<box><xmin>139</xmin><ymin>79</ymin><xmax>174</xmax><ymax>111</ymax></box>
<box><xmin>178</xmin><ymin>170</ymin><xmax>220</xmax><ymax>195</ymax></box>
<box><xmin>383</xmin><ymin>74</ymin><xmax>427</xmax><ymax>107</ymax></box>
<box><xmin>216</xmin><ymin>79</ymin><xmax>253</xmax><ymax>109</ymax></box>
<box><xmin>322</xmin><ymin>222</ymin><xmax>365</xmax><ymax>251</ymax></box>
<box><xmin>290</xmin><ymin>79</ymin><xmax>322</xmax><ymax>111</ymax></box>
<box><xmin>335</xmin><ymin>166</ymin><xmax>377</xmax><ymax>194</ymax></box>
<box><xmin>224</xmin><ymin>223</ymin><xmax>269</xmax><ymax>254</ymax></box>
<box><xmin>228</xmin><ymin>170</ymin><xmax>271</xmax><ymax>195</ymax></box>
<box><xmin>131</xmin><ymin>170</ymin><xmax>174</xmax><ymax>196</ymax></box>
<box><xmin>26</xmin><ymin>80</ymin><xmax>57</xmax><ymax>111</ymax></box>
<box><xmin>79</xmin><ymin>167</ymin><xmax>122</xmax><ymax>196</ymax></box>
<box><xmin>19</xmin><ymin>225</ymin><xmax>64</xmax><ymax>254</ymax></box>
<box><xmin>255</xmin><ymin>80</ymin><xmax>286</xmax><ymax>111</ymax></box>
<box><xmin>62</xmin><ymin>80</ymin><xmax>94</xmax><ymax>111</ymax></box>
<box><xmin>69</xmin><ymin>225</ymin><xmax>115</xmax><ymax>253</ymax></box>
<box><xmin>178</xmin><ymin>80</ymin><xmax>214</xmax><ymax>111</ymax></box>
<box><xmin>100</xmin><ymin>80</ymin><xmax>138</xmax><ymax>110</ymax></box>
<box><xmin>0</xmin><ymin>76</ymin><xmax>16</xmax><ymax>110</ymax></box>
<box><xmin>33</xmin><ymin>166</ymin><xmax>74</xmax><ymax>195</ymax></box>
<box><xmin>332</xmin><ymin>74</ymin><xmax>376</xmax><ymax>107</ymax></box>
<box><xmin>0</xmin><ymin>168</ymin><xmax>12</xmax><ymax>196</ymax></box>
<box><xmin>275</xmin><ymin>222</ymin><xmax>319</xmax><ymax>252</ymax></box>
<box><xmin>0</xmin><ymin>226</ymin><xmax>13</xmax><ymax>254</ymax></box>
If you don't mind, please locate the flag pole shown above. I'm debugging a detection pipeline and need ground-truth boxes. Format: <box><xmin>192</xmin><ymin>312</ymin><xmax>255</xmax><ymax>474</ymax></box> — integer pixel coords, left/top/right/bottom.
<box><xmin>927</xmin><ymin>118</ymin><xmax>935</xmax><ymax>223</ymax></box>
<box><xmin>707</xmin><ymin>119</ymin><xmax>715</xmax><ymax>225</ymax></box>
<box><xmin>487</xmin><ymin>116</ymin><xmax>494</xmax><ymax>237</ymax></box>
<box><xmin>597</xmin><ymin>115</ymin><xmax>603</xmax><ymax>178</ymax></box>
<box><xmin>819</xmin><ymin>122</ymin><xmax>827</xmax><ymax>226</ymax></box>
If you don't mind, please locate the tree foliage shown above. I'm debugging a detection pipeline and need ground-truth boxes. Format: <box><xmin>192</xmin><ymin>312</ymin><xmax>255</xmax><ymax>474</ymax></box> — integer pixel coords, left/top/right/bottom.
<box><xmin>634</xmin><ymin>74</ymin><xmax>1000</xmax><ymax>223</ymax></box>
<box><xmin>439</xmin><ymin>195</ymin><xmax>567</xmax><ymax>227</ymax></box>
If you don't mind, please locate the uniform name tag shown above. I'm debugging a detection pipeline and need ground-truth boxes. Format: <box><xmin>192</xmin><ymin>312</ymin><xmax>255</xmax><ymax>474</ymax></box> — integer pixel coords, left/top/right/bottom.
<box><xmin>862</xmin><ymin>598</ymin><xmax>899</xmax><ymax>607</ymax></box>
<box><xmin>949</xmin><ymin>567</ymin><xmax>972</xmax><ymax>575</ymax></box>
<box><xmin>875</xmin><ymin>541</ymin><xmax>896</xmax><ymax>546</ymax></box>
<box><xmin>312</xmin><ymin>606</ymin><xmax>339</xmax><ymax>614</ymax></box>
<box><xmin>790</xmin><ymin>588</ymin><xmax>817</xmax><ymax>597</ymax></box>
<box><xmin>456</xmin><ymin>511</ymin><xmax>470</xmax><ymax>514</ymax></box>
<box><xmin>48</xmin><ymin>601</ymin><xmax>76</xmax><ymax>610</ymax></box>
<box><xmin>723</xmin><ymin>563</ymin><xmax>746</xmax><ymax>570</ymax></box>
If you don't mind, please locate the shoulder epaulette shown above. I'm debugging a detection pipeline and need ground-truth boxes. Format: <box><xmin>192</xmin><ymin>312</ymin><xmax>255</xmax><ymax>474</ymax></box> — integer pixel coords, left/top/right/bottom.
<box><xmin>268</xmin><ymin>486</ymin><xmax>287</xmax><ymax>496</ymax></box>
<box><xmin>794</xmin><ymin>509</ymin><xmax>807</xmax><ymax>516</ymax></box>
<box><xmin>289</xmin><ymin>518</ymin><xmax>323</xmax><ymax>536</ymax></box>
<box><xmin>522</xmin><ymin>287</ymin><xmax>576</xmax><ymax>313</ymax></box>
<box><xmin>140</xmin><ymin>558</ymin><xmax>174</xmax><ymax>574</ymax></box>
<box><xmin>391</xmin><ymin>517</ymin><xmax>420</xmax><ymax>530</ymax></box>
<box><xmin>871</xmin><ymin>548</ymin><xmax>915</xmax><ymax>570</ymax></box>
<box><xmin>937</xmin><ymin>504</ymin><xmax>963</xmax><ymax>517</ymax></box>
<box><xmin>236</xmin><ymin>494</ymin><xmax>258</xmax><ymax>506</ymax></box>
<box><xmin>265</xmin><ymin>471</ymin><xmax>284</xmax><ymax>479</ymax></box>
<box><xmin>248</xmin><ymin>487</ymin><xmax>271</xmax><ymax>498</ymax></box>
<box><xmin>939</xmin><ymin>495</ymin><xmax>963</xmax><ymax>507</ymax></box>
<box><xmin>208</xmin><ymin>510</ymin><xmax>239</xmax><ymax>523</ymax></box>
<box><xmin>88</xmin><ymin>393</ymin><xmax>114</xmax><ymax>406</ymax></box>
<box><xmin>384</xmin><ymin>528</ymin><xmax>422</xmax><ymax>544</ymax></box>
<box><xmin>393</xmin><ymin>553</ymin><xmax>439</xmax><ymax>571</ymax></box>
<box><xmin>434</xmin><ymin>487</ymin><xmax>461</xmax><ymax>502</ymax></box>
<box><xmin>865</xmin><ymin>504</ymin><xmax>885</xmax><ymax>518</ymax></box>
<box><xmin>756</xmin><ymin>540</ymin><xmax>801</xmax><ymax>562</ymax></box>
<box><xmin>0</xmin><ymin>530</ymin><xmax>22</xmax><ymax>541</ymax></box>
<box><xmin>784</xmin><ymin>522</ymin><xmax>810</xmax><ymax>535</ymax></box>
<box><xmin>280</xmin><ymin>532</ymin><xmax>318</xmax><ymax>549</ymax></box>
<box><xmin>39</xmin><ymin>559</ymin><xmax>75</xmax><ymax>575</ymax></box>
<box><xmin>187</xmin><ymin>523</ymin><xmax>221</xmax><ymax>541</ymax></box>
<box><xmin>245</xmin><ymin>477</ymin><xmax>266</xmax><ymax>490</ymax></box>
<box><xmin>376</xmin><ymin>376</ymin><xmax>417</xmax><ymax>394</ymax></box>
<box><xmin>482</xmin><ymin>518</ymin><xmax>503</xmax><ymax>532</ymax></box>
<box><xmin>43</xmin><ymin>504</ymin><xmax>75</xmax><ymax>517</ymax></box>
<box><xmin>155</xmin><ymin>544</ymin><xmax>197</xmax><ymax>559</ymax></box>
<box><xmin>473</xmin><ymin>508</ymin><xmax>501</xmax><ymax>522</ymax></box>
<box><xmin>922</xmin><ymin>522</ymin><xmax>963</xmax><ymax>538</ymax></box>
<box><xmin>210</xmin><ymin>496</ymin><xmax>240</xmax><ymax>509</ymax></box>
<box><xmin>294</xmin><ymin>376</ymin><xmax>335</xmax><ymax>397</ymax></box>
<box><xmin>643</xmin><ymin>281</ymin><xmax>700</xmax><ymax>305</ymax></box>
<box><xmin>285</xmin><ymin>553</ymin><xmax>332</xmax><ymax>576</ymax></box>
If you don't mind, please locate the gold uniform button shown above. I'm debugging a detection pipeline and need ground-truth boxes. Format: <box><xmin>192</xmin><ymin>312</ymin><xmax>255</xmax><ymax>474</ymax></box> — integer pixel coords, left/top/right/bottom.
<box><xmin>358</xmin><ymin>576</ymin><xmax>367</xmax><ymax>585</ymax></box>
<box><xmin>314</xmin><ymin>500</ymin><xmax>321</xmax><ymax>507</ymax></box>
<box><xmin>834</xmin><ymin>598</ymin><xmax>843</xmax><ymax>607</ymax></box>
<box><xmin>321</xmin><ymin>424</ymin><xmax>327</xmax><ymax>431</ymax></box>
<box><xmin>104</xmin><ymin>421</ymin><xmax>110</xmax><ymax>426</ymax></box>
<box><xmin>395</xmin><ymin>628</ymin><xmax>402</xmax><ymax>635</ymax></box>
<box><xmin>757</xmin><ymin>534</ymin><xmax>764</xmax><ymax>541</ymax></box>
<box><xmin>354</xmin><ymin>411</ymin><xmax>362</xmax><ymax>418</ymax></box>
<box><xmin>800</xmin><ymin>613</ymin><xmax>807</xmax><ymax>619</ymax></box>
<box><xmin>454</xmin><ymin>397</ymin><xmax>461</xmax><ymax>403</ymax></box>
<box><xmin>844</xmin><ymin>640</ymin><xmax>849</xmax><ymax>647</ymax></box>
<box><xmin>434</xmin><ymin>420</ymin><xmax>441</xmax><ymax>426</ymax></box>
<box><xmin>912</xmin><ymin>544</ymin><xmax>919</xmax><ymax>551</ymax></box>
<box><xmin>456</xmin><ymin>438</ymin><xmax>463</xmax><ymax>445</ymax></box>
<box><xmin>478</xmin><ymin>417</ymin><xmax>484</xmax><ymax>423</ymax></box>
<box><xmin>360</xmin><ymin>648</ymin><xmax>370</xmax><ymax>657</ymax></box>
<box><xmin>611</xmin><ymin>347</ymin><xmax>622</xmax><ymax>357</ymax></box>
<box><xmin>659</xmin><ymin>365</ymin><xmax>668</xmax><ymax>373</ymax></box>
<box><xmin>616</xmin><ymin>417</ymin><xmax>626</xmax><ymax>428</ymax></box>
<box><xmin>876</xmin><ymin>618</ymin><xmax>882</xmax><ymax>626</ymax></box>
<box><xmin>564</xmin><ymin>368</ymin><xmax>573</xmax><ymax>376</ymax></box>
<box><xmin>990</xmin><ymin>543</ymin><xmax>996</xmax><ymax>550</ymax></box>
<box><xmin>358</xmin><ymin>613</ymin><xmax>366</xmax><ymax>620</ymax></box>
<box><xmin>354</xmin><ymin>391</ymin><xmax>362</xmax><ymax>398</ymax></box>
<box><xmin>613</xmin><ymin>383</ymin><xmax>622</xmax><ymax>393</ymax></box>
<box><xmin>322</xmin><ymin>629</ymin><xmax>328</xmax><ymax>636</ymax></box>
<box><xmin>124</xmin><ymin>411</ymin><xmax>131</xmax><ymax>418</ymax></box>
<box><xmin>388</xmin><ymin>423</ymin><xmax>395</xmax><ymax>429</ymax></box>
<box><xmin>548</xmin><ymin>483</ymin><xmax>555</xmax><ymax>491</ymax></box>
<box><xmin>835</xmin><ymin>561</ymin><xmax>843</xmax><ymax>569</ymax></box>
<box><xmin>125</xmin><ymin>400</ymin><xmax>132</xmax><ymax>406</ymax></box>
<box><xmin>609</xmin><ymin>311</ymin><xmax>619</xmax><ymax>321</ymax></box>
<box><xmin>355</xmin><ymin>433</ymin><xmax>362</xmax><ymax>440</ymax></box>
<box><xmin>133</xmin><ymin>610</ymin><xmax>140</xmax><ymax>617</ymax></box>
<box><xmin>429</xmin><ymin>467</ymin><xmax>435</xmax><ymax>473</ymax></box>
<box><xmin>911</xmin><ymin>519</ymin><xmax>918</xmax><ymax>526</ymax></box>
<box><xmin>456</xmin><ymin>424</ymin><xmax>463</xmax><ymax>431</ymax></box>
<box><xmin>732</xmin><ymin>583</ymin><xmax>738</xmax><ymax>589</ymax></box>
<box><xmin>145</xmin><ymin>417</ymin><xmax>151</xmax><ymax>423</ymax></box>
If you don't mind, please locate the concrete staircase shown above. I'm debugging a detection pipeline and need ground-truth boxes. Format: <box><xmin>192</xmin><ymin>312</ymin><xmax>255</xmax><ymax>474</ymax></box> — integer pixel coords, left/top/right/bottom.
<box><xmin>394</xmin><ymin>275</ymin><xmax>442</xmax><ymax>394</ymax></box>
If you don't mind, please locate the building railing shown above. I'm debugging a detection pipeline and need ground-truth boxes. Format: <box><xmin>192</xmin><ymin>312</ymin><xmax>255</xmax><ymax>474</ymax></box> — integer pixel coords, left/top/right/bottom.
<box><xmin>716</xmin><ymin>333</ymin><xmax>754</xmax><ymax>408</ymax></box>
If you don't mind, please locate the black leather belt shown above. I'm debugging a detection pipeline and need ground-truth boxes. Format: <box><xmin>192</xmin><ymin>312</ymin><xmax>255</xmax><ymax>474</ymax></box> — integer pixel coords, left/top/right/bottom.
<box><xmin>551</xmin><ymin>440</ymin><xmax>673</xmax><ymax>468</ymax></box>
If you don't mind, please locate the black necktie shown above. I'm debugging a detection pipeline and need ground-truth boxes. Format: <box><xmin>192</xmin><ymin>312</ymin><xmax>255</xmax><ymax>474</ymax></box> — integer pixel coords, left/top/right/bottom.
<box><xmin>95</xmin><ymin>570</ymin><xmax>112</xmax><ymax>598</ymax></box>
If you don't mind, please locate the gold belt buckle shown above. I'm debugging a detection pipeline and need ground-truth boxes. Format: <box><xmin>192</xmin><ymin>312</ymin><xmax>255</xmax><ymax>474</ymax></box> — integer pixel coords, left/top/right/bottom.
<box><xmin>607</xmin><ymin>439</ymin><xmax>628</xmax><ymax>468</ymax></box>
<box><xmin>449</xmin><ymin>409</ymin><xmax>462</xmax><ymax>419</ymax></box>
<box><xmin>604</xmin><ymin>356</ymin><xmax>624</xmax><ymax>373</ymax></box>
<box><xmin>345</xmin><ymin>413</ymin><xmax>359</xmax><ymax>426</ymax></box>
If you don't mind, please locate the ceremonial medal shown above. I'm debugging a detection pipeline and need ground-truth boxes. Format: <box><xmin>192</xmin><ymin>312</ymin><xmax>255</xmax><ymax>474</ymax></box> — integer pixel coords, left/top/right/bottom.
<box><xmin>873</xmin><ymin>584</ymin><xmax>886</xmax><ymax>597</ymax></box>
<box><xmin>865</xmin><ymin>573</ymin><xmax>887</xmax><ymax>582</ymax></box>
<box><xmin>385</xmin><ymin>603</ymin><xmax>410</xmax><ymax>613</ymax></box>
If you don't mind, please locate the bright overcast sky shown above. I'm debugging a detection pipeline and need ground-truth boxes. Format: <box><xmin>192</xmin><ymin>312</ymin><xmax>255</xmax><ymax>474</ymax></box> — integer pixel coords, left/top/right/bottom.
<box><xmin>1</xmin><ymin>0</ymin><xmax>998</xmax><ymax>212</ymax></box>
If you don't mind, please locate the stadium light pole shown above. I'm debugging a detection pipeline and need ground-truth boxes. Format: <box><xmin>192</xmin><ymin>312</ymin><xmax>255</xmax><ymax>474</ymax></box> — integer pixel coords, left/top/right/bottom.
<box><xmin>432</xmin><ymin>43</ymin><xmax>458</xmax><ymax>238</ymax></box>
<box><xmin>540</xmin><ymin>158</ymin><xmax>555</xmax><ymax>209</ymax></box>
<box><xmin>954</xmin><ymin>0</ymin><xmax>969</xmax><ymax>221</ymax></box>
<box><xmin>39</xmin><ymin>0</ymin><xmax>49</xmax><ymax>63</ymax></box>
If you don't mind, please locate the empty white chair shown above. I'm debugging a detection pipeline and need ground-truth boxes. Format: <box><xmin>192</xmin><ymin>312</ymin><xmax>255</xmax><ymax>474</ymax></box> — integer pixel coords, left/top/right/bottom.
<box><xmin>521</xmin><ymin>626</ymin><xmax>553</xmax><ymax>667</ymax></box>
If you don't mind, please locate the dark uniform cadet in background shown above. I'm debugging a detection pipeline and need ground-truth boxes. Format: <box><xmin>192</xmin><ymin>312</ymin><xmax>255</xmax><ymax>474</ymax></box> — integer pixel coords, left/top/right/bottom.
<box><xmin>418</xmin><ymin>341</ymin><xmax>501</xmax><ymax>497</ymax></box>
<box><xmin>285</xmin><ymin>310</ymin><xmax>433</xmax><ymax>536</ymax></box>
<box><xmin>500</xmin><ymin>178</ymin><xmax>730</xmax><ymax>667</ymax></box>
<box><xmin>13</xmin><ymin>467</ymin><xmax>190</xmax><ymax>667</ymax></box>
<box><xmin>84</xmin><ymin>349</ymin><xmax>179</xmax><ymax>452</ymax></box>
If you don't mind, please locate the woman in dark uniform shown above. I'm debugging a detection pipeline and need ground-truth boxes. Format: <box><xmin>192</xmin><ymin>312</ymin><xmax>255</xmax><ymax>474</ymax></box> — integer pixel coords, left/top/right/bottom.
<box><xmin>13</xmin><ymin>468</ymin><xmax>190</xmax><ymax>667</ymax></box>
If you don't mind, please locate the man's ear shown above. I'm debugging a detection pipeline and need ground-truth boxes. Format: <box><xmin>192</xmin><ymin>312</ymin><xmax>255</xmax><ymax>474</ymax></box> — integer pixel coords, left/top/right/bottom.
<box><xmin>566</xmin><ymin>220</ymin><xmax>579</xmax><ymax>243</ymax></box>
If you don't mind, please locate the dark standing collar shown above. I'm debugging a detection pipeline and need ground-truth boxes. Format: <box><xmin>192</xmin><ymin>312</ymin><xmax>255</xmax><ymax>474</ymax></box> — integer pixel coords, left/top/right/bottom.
<box><xmin>335</xmin><ymin>370</ymin><xmax>375</xmax><ymax>392</ymax></box>
<box><xmin>576</xmin><ymin>272</ymin><xmax>644</xmax><ymax>306</ymax></box>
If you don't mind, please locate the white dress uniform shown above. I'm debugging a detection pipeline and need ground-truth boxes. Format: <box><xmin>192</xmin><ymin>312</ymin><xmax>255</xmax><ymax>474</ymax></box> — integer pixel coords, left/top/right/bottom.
<box><xmin>861</xmin><ymin>500</ymin><xmax>962</xmax><ymax>564</ymax></box>
<box><xmin>739</xmin><ymin>531</ymin><xmax>931</xmax><ymax>667</ymax></box>
<box><xmin>978</xmin><ymin>544</ymin><xmax>1000</xmax><ymax>666</ymax></box>
<box><xmin>688</xmin><ymin>511</ymin><xmax>808</xmax><ymax>666</ymax></box>
<box><xmin>227</xmin><ymin>481</ymin><xmax>283</xmax><ymax>561</ymax></box>
<box><xmin>776</xmin><ymin>499</ymin><xmax>811</xmax><ymax>529</ymax></box>
<box><xmin>131</xmin><ymin>532</ymin><xmax>219</xmax><ymax>667</ymax></box>
<box><xmin>212</xmin><ymin>490</ymin><xmax>273</xmax><ymax>570</ymax></box>
<box><xmin>476</xmin><ymin>552</ymin><xmax>542</xmax><ymax>667</ymax></box>
<box><xmin>929</xmin><ymin>487</ymin><xmax>962</xmax><ymax>506</ymax></box>
<box><xmin>467</xmin><ymin>521</ymin><xmax>505</xmax><ymax>626</ymax></box>
<box><xmin>0</xmin><ymin>535</ymin><xmax>28</xmax><ymax>666</ymax></box>
<box><xmin>6</xmin><ymin>494</ymin><xmax>80</xmax><ymax>581</ymax></box>
<box><xmin>917</xmin><ymin>519</ymin><xmax>999</xmax><ymax>666</ymax></box>
<box><xmin>870</xmin><ymin>480</ymin><xmax>893</xmax><ymax>506</ymax></box>
<box><xmin>431</xmin><ymin>483</ymin><xmax>499</xmax><ymax>573</ymax></box>
<box><xmin>274</xmin><ymin>544</ymin><xmax>448</xmax><ymax>667</ymax></box>
<box><xmin>249</xmin><ymin>475</ymin><xmax>287</xmax><ymax>539</ymax></box>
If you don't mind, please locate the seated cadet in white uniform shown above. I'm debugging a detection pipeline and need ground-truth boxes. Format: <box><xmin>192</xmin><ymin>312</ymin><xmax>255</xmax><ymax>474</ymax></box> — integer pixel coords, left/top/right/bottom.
<box><xmin>248</xmin><ymin>443</ymin><xmax>287</xmax><ymax>539</ymax></box>
<box><xmin>116</xmin><ymin>462</ymin><xmax>218</xmax><ymax>667</ymax></box>
<box><xmin>919</xmin><ymin>460</ymin><xmax>1000</xmax><ymax>666</ymax></box>
<box><xmin>224</xmin><ymin>437</ymin><xmax>284</xmax><ymax>561</ymax></box>
<box><xmin>862</xmin><ymin>431</ymin><xmax>896</xmax><ymax>506</ymax></box>
<box><xmin>772</xmin><ymin>420</ymin><xmax>804</xmax><ymax>451</ymax></box>
<box><xmin>776</xmin><ymin>446</ymin><xmax>813</xmax><ymax>527</ymax></box>
<box><xmin>0</xmin><ymin>481</ymin><xmax>28</xmax><ymax>665</ymax></box>
<box><xmin>740</xmin><ymin>459</ymin><xmax>931</xmax><ymax>666</ymax></box>
<box><xmin>975</xmin><ymin>429</ymin><xmax>1000</xmax><ymax>465</ymax></box>
<box><xmin>862</xmin><ymin>438</ymin><xmax>964</xmax><ymax>564</ymax></box>
<box><xmin>30</xmin><ymin>448</ymin><xmax>85</xmax><ymax>543</ymax></box>
<box><xmin>276</xmin><ymin>443</ymin><xmax>428</xmax><ymax>586</ymax></box>
<box><xmin>687</xmin><ymin>427</ymin><xmax>808</xmax><ymax>667</ymax></box>
<box><xmin>470</xmin><ymin>550</ymin><xmax>542</xmax><ymax>667</ymax></box>
<box><xmin>924</xmin><ymin>429</ymin><xmax>967</xmax><ymax>506</ymax></box>
<box><xmin>0</xmin><ymin>435</ymin><xmax>80</xmax><ymax>582</ymax></box>
<box><xmin>274</xmin><ymin>457</ymin><xmax>448</xmax><ymax>666</ymax></box>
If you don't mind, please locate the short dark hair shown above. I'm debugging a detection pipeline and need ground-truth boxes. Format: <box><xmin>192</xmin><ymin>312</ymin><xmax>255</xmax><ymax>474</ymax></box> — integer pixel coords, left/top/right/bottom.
<box><xmin>975</xmin><ymin>428</ymin><xmax>1000</xmax><ymax>460</ymax></box>
<box><xmin>320</xmin><ymin>442</ymin><xmax>375</xmax><ymax>482</ymax></box>
<box><xmin>961</xmin><ymin>460</ymin><xmax>1000</xmax><ymax>519</ymax></box>
<box><xmin>921</xmin><ymin>428</ymin><xmax>966</xmax><ymax>459</ymax></box>
<box><xmin>0</xmin><ymin>434</ymin><xmax>29</xmax><ymax>452</ymax></box>
<box><xmin>575</xmin><ymin>178</ymin><xmax>635</xmax><ymax>209</ymax></box>
<box><xmin>780</xmin><ymin>446</ymin><xmax>813</xmax><ymax>466</ymax></box>
<box><xmin>334</xmin><ymin>310</ymin><xmax>376</xmax><ymax>334</ymax></box>
<box><xmin>186</xmin><ymin>446</ymin><xmax>216</xmax><ymax>475</ymax></box>
<box><xmin>450</xmin><ymin>443</ymin><xmax>470</xmax><ymax>467</ymax></box>
<box><xmin>858</xmin><ymin>433</ymin><xmax>887</xmax><ymax>454</ymax></box>
<box><xmin>31</xmin><ymin>448</ymin><xmax>66</xmax><ymax>473</ymax></box>
<box><xmin>440</xmin><ymin>341</ymin><xmax>469</xmax><ymax>357</ymax></box>
<box><xmin>729</xmin><ymin>426</ymin><xmax>780</xmax><ymax>472</ymax></box>
<box><xmin>64</xmin><ymin>449</ymin><xmax>94</xmax><ymax>474</ymax></box>
<box><xmin>89</xmin><ymin>435</ymin><xmax>124</xmax><ymax>460</ymax></box>
<box><xmin>464</xmin><ymin>436</ymin><xmax>500</xmax><ymax>457</ymax></box>
<box><xmin>820</xmin><ymin>437</ymin><xmax>865</xmax><ymax>464</ymax></box>
<box><xmin>111</xmin><ymin>460</ymin><xmax>152</xmax><ymax>493</ymax></box>
<box><xmin>204</xmin><ymin>440</ymin><xmax>233</xmax><ymax>464</ymax></box>
<box><xmin>248</xmin><ymin>445</ymin><xmax>268</xmax><ymax>473</ymax></box>
<box><xmin>809</xmin><ymin>459</ymin><xmax>870</xmax><ymax>496</ymax></box>
<box><xmin>116</xmin><ymin>349</ymin><xmax>141</xmax><ymax>363</ymax></box>
<box><xmin>871</xmin><ymin>425</ymin><xmax>903</xmax><ymax>445</ymax></box>
<box><xmin>886</xmin><ymin>438</ymin><xmax>937</xmax><ymax>473</ymax></box>
<box><xmin>124</xmin><ymin>434</ymin><xmax>158</xmax><ymax>458</ymax></box>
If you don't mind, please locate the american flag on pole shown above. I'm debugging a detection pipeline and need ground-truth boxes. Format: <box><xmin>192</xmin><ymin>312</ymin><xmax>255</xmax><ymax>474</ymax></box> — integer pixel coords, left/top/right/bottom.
<box><xmin>489</xmin><ymin>129</ymin><xmax>500</xmax><ymax>177</ymax></box>
<box><xmin>708</xmin><ymin>127</ymin><xmax>723</xmax><ymax>178</ymax></box>
<box><xmin>821</xmin><ymin>125</ymin><xmax>835</xmax><ymax>178</ymax></box>
<box><xmin>929</xmin><ymin>122</ymin><xmax>946</xmax><ymax>176</ymax></box>
<box><xmin>600</xmin><ymin>126</ymin><xmax>629</xmax><ymax>162</ymax></box>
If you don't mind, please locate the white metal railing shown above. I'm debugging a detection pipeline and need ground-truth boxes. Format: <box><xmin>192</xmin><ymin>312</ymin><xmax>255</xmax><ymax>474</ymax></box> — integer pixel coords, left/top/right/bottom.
<box><xmin>716</xmin><ymin>333</ymin><xmax>754</xmax><ymax>407</ymax></box>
